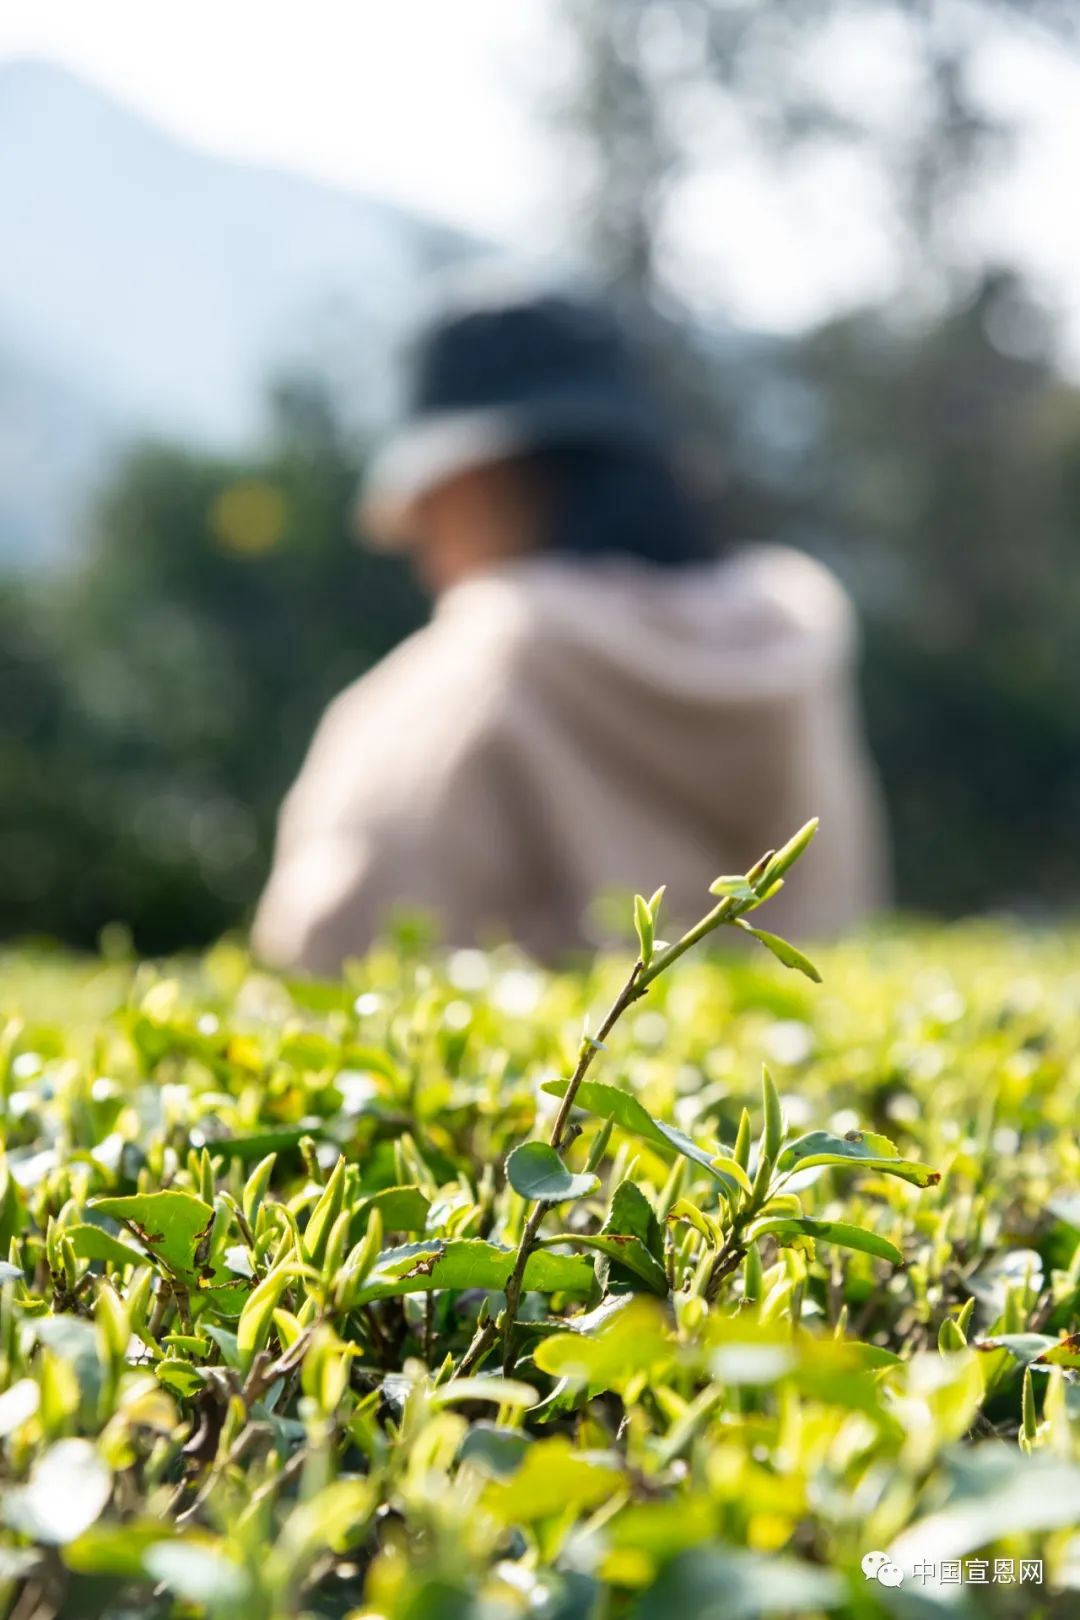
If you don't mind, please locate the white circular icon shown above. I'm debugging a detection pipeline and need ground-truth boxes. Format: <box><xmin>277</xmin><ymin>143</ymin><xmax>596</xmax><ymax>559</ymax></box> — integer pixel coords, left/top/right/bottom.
<box><xmin>862</xmin><ymin>1550</ymin><xmax>904</xmax><ymax>1586</ymax></box>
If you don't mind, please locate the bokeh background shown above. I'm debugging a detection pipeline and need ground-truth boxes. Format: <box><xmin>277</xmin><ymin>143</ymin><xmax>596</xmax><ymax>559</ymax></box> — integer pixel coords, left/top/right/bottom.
<box><xmin>3</xmin><ymin>0</ymin><xmax>1080</xmax><ymax>952</ymax></box>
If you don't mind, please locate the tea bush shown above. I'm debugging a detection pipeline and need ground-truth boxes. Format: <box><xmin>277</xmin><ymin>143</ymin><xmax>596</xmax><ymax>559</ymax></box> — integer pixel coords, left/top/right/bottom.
<box><xmin>2</xmin><ymin>832</ymin><xmax>1080</xmax><ymax>1618</ymax></box>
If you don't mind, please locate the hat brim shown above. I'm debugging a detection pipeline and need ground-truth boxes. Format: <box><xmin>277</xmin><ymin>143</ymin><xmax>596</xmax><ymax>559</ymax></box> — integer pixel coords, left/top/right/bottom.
<box><xmin>357</xmin><ymin>394</ymin><xmax>666</xmax><ymax>550</ymax></box>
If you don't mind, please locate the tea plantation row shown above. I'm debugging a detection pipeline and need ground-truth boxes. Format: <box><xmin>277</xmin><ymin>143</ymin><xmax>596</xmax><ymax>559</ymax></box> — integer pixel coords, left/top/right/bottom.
<box><xmin>2</xmin><ymin>919</ymin><xmax>1080</xmax><ymax>1618</ymax></box>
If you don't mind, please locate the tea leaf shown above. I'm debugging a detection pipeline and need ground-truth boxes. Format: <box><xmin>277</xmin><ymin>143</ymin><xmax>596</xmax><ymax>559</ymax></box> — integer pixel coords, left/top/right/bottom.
<box><xmin>457</xmin><ymin>1423</ymin><xmax>532</xmax><ymax>1478</ymax></box>
<box><xmin>3</xmin><ymin>1439</ymin><xmax>112</xmax><ymax>1545</ymax></box>
<box><xmin>636</xmin><ymin>1546</ymin><xmax>842</xmax><ymax>1620</ymax></box>
<box><xmin>749</xmin><ymin>1215</ymin><xmax>902</xmax><ymax>1265</ymax></box>
<box><xmin>1033</xmin><ymin>1332</ymin><xmax>1080</xmax><ymax>1369</ymax></box>
<box><xmin>356</xmin><ymin>1239</ymin><xmax>595</xmax><ymax>1303</ymax></box>
<box><xmin>974</xmin><ymin>1333</ymin><xmax>1058</xmax><ymax>1365</ymax></box>
<box><xmin>67</xmin><ymin>1223</ymin><xmax>143</xmax><ymax>1269</ymax></box>
<box><xmin>776</xmin><ymin>1129</ymin><xmax>940</xmax><ymax>1187</ymax></box>
<box><xmin>301</xmin><ymin>1154</ymin><xmax>347</xmax><ymax>1267</ymax></box>
<box><xmin>735</xmin><ymin>921</ymin><xmax>822</xmax><ymax>983</ymax></box>
<box><xmin>142</xmin><ymin>1542</ymin><xmax>251</xmax><ymax>1606</ymax></box>
<box><xmin>634</xmin><ymin>893</ymin><xmax>655</xmax><ymax>967</ymax></box>
<box><xmin>543</xmin><ymin>1232</ymin><xmax>668</xmax><ymax>1294</ymax></box>
<box><xmin>236</xmin><ymin>1262</ymin><xmax>304</xmax><ymax>1372</ymax></box>
<box><xmin>432</xmin><ymin>1376</ymin><xmax>538</xmax><ymax>1409</ymax></box>
<box><xmin>761</xmin><ymin>1065</ymin><xmax>784</xmax><ymax>1160</ymax></box>
<box><xmin>541</xmin><ymin>1078</ymin><xmax>745</xmax><ymax>1204</ymax></box>
<box><xmin>88</xmin><ymin>1191</ymin><xmax>214</xmax><ymax>1278</ymax></box>
<box><xmin>353</xmin><ymin>1184</ymin><xmax>430</xmax><ymax>1233</ymax></box>
<box><xmin>483</xmin><ymin>1437</ymin><xmax>623</xmax><ymax>1522</ymax></box>
<box><xmin>534</xmin><ymin>1299</ymin><xmax>671</xmax><ymax>1390</ymax></box>
<box><xmin>505</xmin><ymin>1142</ymin><xmax>599</xmax><ymax>1203</ymax></box>
<box><xmin>755</xmin><ymin>819</ymin><xmax>820</xmax><ymax>892</ymax></box>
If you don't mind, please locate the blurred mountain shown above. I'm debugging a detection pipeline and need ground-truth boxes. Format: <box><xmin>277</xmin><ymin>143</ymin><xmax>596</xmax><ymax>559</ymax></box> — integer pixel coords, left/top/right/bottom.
<box><xmin>0</xmin><ymin>59</ymin><xmax>478</xmax><ymax>564</ymax></box>
<box><xmin>0</xmin><ymin>338</ymin><xmax>120</xmax><ymax>566</ymax></box>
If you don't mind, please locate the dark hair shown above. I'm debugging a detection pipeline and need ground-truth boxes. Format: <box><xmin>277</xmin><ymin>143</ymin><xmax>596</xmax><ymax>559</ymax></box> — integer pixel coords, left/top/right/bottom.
<box><xmin>524</xmin><ymin>442</ymin><xmax>717</xmax><ymax>568</ymax></box>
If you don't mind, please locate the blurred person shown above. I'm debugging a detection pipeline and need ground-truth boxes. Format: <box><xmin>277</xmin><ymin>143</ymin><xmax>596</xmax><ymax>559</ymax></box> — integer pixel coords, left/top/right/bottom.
<box><xmin>253</xmin><ymin>282</ymin><xmax>887</xmax><ymax>973</ymax></box>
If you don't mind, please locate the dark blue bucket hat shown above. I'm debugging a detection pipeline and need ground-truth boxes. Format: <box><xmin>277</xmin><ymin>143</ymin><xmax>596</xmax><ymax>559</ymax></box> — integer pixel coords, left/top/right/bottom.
<box><xmin>361</xmin><ymin>277</ymin><xmax>671</xmax><ymax>546</ymax></box>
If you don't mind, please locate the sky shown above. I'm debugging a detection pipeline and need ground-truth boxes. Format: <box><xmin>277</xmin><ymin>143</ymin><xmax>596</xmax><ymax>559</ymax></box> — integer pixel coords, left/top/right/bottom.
<box><xmin>0</xmin><ymin>0</ymin><xmax>556</xmax><ymax>237</ymax></box>
<box><xmin>3</xmin><ymin>0</ymin><xmax>1080</xmax><ymax>354</ymax></box>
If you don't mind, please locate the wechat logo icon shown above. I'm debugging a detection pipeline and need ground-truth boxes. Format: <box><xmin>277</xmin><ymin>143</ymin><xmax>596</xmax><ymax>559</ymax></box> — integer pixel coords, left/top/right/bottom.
<box><xmin>862</xmin><ymin>1551</ymin><xmax>904</xmax><ymax>1587</ymax></box>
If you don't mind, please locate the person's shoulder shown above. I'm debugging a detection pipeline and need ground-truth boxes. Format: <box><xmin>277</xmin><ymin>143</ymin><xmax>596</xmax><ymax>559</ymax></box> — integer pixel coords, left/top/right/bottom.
<box><xmin>428</xmin><ymin>565</ymin><xmax>567</xmax><ymax>687</ymax></box>
<box><xmin>723</xmin><ymin>542</ymin><xmax>854</xmax><ymax>611</ymax></box>
<box><xmin>321</xmin><ymin>599</ymin><xmax>517</xmax><ymax>724</ymax></box>
<box><xmin>718</xmin><ymin>543</ymin><xmax>857</xmax><ymax>646</ymax></box>
<box><xmin>307</xmin><ymin>586</ymin><xmax>531</xmax><ymax>788</ymax></box>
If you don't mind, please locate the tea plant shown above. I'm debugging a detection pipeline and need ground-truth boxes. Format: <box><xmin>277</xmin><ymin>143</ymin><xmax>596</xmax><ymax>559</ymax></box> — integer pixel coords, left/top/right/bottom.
<box><xmin>2</xmin><ymin>825</ymin><xmax>1080</xmax><ymax>1619</ymax></box>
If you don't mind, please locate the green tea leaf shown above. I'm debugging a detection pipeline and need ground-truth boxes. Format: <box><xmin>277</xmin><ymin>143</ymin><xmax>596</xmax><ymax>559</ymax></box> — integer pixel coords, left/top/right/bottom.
<box><xmin>706</xmin><ymin>1151</ymin><xmax>754</xmax><ymax>1197</ymax></box>
<box><xmin>533</xmin><ymin>1298</ymin><xmax>672</xmax><ymax>1391</ymax></box>
<box><xmin>634</xmin><ymin>893</ymin><xmax>655</xmax><ymax>967</ymax></box>
<box><xmin>3</xmin><ymin>1439</ymin><xmax>112</xmax><ymax>1545</ymax></box>
<box><xmin>353</xmin><ymin>1184</ymin><xmax>430</xmax><ymax>1234</ymax></box>
<box><xmin>242</xmin><ymin>1151</ymin><xmax>277</xmax><ymax>1226</ymax></box>
<box><xmin>583</xmin><ymin>1178</ymin><xmax>668</xmax><ymax>1294</ymax></box>
<box><xmin>761</xmin><ymin>1064</ymin><xmax>783</xmax><ymax>1159</ymax></box>
<box><xmin>457</xmin><ymin>1423</ymin><xmax>532</xmax><ymax>1478</ymax></box>
<box><xmin>143</xmin><ymin>1542</ymin><xmax>252</xmax><ymax>1606</ymax></box>
<box><xmin>606</xmin><ymin>1179</ymin><xmax>663</xmax><ymax>1256</ymax></box>
<box><xmin>708</xmin><ymin>876</ymin><xmax>758</xmax><ymax>901</ymax></box>
<box><xmin>67</xmin><ymin>1223</ymin><xmax>143</xmax><ymax>1269</ymax></box>
<box><xmin>543</xmin><ymin>1232</ymin><xmax>668</xmax><ymax>1294</ymax></box>
<box><xmin>540</xmin><ymin>1079</ymin><xmax>745</xmax><ymax>1204</ymax></box>
<box><xmin>201</xmin><ymin>1324</ymin><xmax>241</xmax><ymax>1368</ymax></box>
<box><xmin>156</xmin><ymin>1357</ymin><xmax>205</xmax><ymax>1398</ymax></box>
<box><xmin>236</xmin><ymin>1262</ymin><xmax>304</xmax><ymax>1372</ymax></box>
<box><xmin>748</xmin><ymin>1215</ymin><xmax>902</xmax><ymax>1265</ymax></box>
<box><xmin>302</xmin><ymin>1154</ymin><xmax>347</xmax><ymax>1267</ymax></box>
<box><xmin>735</xmin><ymin>920</ymin><xmax>822</xmax><ymax>983</ymax></box>
<box><xmin>0</xmin><ymin>1379</ymin><xmax>39</xmax><ymax>1438</ymax></box>
<box><xmin>755</xmin><ymin>819</ymin><xmax>820</xmax><ymax>892</ymax></box>
<box><xmin>1021</xmin><ymin>1364</ymin><xmax>1037</xmax><ymax>1450</ymax></box>
<box><xmin>63</xmin><ymin>1521</ymin><xmax>170</xmax><ymax>1579</ymax></box>
<box><xmin>203</xmin><ymin>1129</ymin><xmax>313</xmax><ymax>1164</ymax></box>
<box><xmin>776</xmin><ymin>1130</ymin><xmax>940</xmax><ymax>1188</ymax></box>
<box><xmin>89</xmin><ymin>1190</ymin><xmax>214</xmax><ymax>1279</ymax></box>
<box><xmin>431</xmin><ymin>1376</ymin><xmax>538</xmax><ymax>1409</ymax></box>
<box><xmin>1033</xmin><ymin>1332</ymin><xmax>1080</xmax><ymax>1368</ymax></box>
<box><xmin>505</xmin><ymin>1142</ymin><xmax>599</xmax><ymax>1203</ymax></box>
<box><xmin>482</xmin><ymin>1437</ymin><xmax>623</xmax><ymax>1523</ymax></box>
<box><xmin>666</xmin><ymin>1198</ymin><xmax>718</xmax><ymax>1248</ymax></box>
<box><xmin>356</xmin><ymin>1239</ymin><xmax>594</xmax><ymax>1303</ymax></box>
<box><xmin>636</xmin><ymin>1546</ymin><xmax>842</xmax><ymax>1620</ymax></box>
<box><xmin>974</xmin><ymin>1333</ymin><xmax>1058</xmax><ymax>1365</ymax></box>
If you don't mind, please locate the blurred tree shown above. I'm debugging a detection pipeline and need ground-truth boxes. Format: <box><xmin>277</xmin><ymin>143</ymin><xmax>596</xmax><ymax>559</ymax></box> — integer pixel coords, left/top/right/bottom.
<box><xmin>0</xmin><ymin>581</ymin><xmax>91</xmax><ymax>934</ymax></box>
<box><xmin>555</xmin><ymin>0</ymin><xmax>1080</xmax><ymax>912</ymax></box>
<box><xmin>0</xmin><ymin>381</ymin><xmax>423</xmax><ymax>950</ymax></box>
<box><xmin>558</xmin><ymin>0</ymin><xmax>1078</xmax><ymax>308</ymax></box>
<box><xmin>794</xmin><ymin>273</ymin><xmax>1080</xmax><ymax>909</ymax></box>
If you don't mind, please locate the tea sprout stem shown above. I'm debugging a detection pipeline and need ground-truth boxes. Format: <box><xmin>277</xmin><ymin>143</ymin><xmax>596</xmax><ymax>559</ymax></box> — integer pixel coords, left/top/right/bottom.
<box><xmin>497</xmin><ymin>822</ymin><xmax>819</xmax><ymax>1373</ymax></box>
<box><xmin>500</xmin><ymin>959</ymin><xmax>645</xmax><ymax>1372</ymax></box>
<box><xmin>636</xmin><ymin>896</ymin><xmax>737</xmax><ymax>990</ymax></box>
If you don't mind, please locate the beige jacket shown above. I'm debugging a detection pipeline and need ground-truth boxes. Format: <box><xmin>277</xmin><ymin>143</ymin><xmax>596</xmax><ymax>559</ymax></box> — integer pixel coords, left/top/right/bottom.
<box><xmin>253</xmin><ymin>547</ymin><xmax>888</xmax><ymax>974</ymax></box>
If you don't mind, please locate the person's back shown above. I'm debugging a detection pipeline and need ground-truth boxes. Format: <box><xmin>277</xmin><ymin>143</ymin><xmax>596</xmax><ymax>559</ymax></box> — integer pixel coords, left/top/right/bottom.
<box><xmin>254</xmin><ymin>544</ymin><xmax>886</xmax><ymax>971</ymax></box>
<box><xmin>253</xmin><ymin>281</ymin><xmax>888</xmax><ymax>973</ymax></box>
